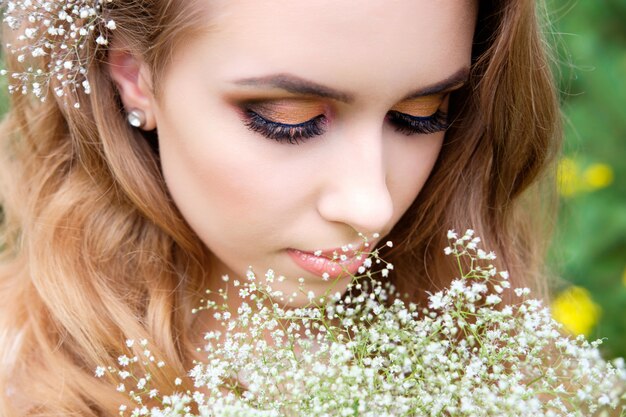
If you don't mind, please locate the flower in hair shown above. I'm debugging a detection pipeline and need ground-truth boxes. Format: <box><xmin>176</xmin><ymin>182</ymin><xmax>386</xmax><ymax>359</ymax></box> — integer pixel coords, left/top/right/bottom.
<box><xmin>0</xmin><ymin>0</ymin><xmax>116</xmax><ymax>107</ymax></box>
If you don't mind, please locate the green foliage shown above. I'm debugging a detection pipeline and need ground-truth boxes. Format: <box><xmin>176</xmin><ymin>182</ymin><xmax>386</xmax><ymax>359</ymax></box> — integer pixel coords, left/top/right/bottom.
<box><xmin>546</xmin><ymin>0</ymin><xmax>626</xmax><ymax>360</ymax></box>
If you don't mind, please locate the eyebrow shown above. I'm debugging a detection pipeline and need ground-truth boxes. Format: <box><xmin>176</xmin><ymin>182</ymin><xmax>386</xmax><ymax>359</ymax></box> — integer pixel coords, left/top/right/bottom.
<box><xmin>231</xmin><ymin>67</ymin><xmax>470</xmax><ymax>104</ymax></box>
<box><xmin>401</xmin><ymin>67</ymin><xmax>470</xmax><ymax>101</ymax></box>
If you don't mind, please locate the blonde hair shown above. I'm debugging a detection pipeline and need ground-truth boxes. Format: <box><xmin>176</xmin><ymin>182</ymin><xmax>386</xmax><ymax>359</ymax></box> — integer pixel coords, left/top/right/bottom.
<box><xmin>0</xmin><ymin>0</ymin><xmax>561</xmax><ymax>414</ymax></box>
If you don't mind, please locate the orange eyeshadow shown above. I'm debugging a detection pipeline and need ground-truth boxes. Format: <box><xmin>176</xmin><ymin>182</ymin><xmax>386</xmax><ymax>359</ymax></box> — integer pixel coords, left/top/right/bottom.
<box><xmin>251</xmin><ymin>99</ymin><xmax>326</xmax><ymax>124</ymax></box>
<box><xmin>391</xmin><ymin>94</ymin><xmax>444</xmax><ymax>117</ymax></box>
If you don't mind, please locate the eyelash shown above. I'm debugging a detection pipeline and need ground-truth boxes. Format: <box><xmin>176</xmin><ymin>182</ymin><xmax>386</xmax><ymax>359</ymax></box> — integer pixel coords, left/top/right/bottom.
<box><xmin>386</xmin><ymin>110</ymin><xmax>450</xmax><ymax>136</ymax></box>
<box><xmin>242</xmin><ymin>108</ymin><xmax>450</xmax><ymax>144</ymax></box>
<box><xmin>243</xmin><ymin>109</ymin><xmax>327</xmax><ymax>144</ymax></box>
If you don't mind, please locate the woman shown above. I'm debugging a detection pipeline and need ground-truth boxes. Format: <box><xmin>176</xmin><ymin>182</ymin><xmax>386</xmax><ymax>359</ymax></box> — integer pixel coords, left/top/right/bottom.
<box><xmin>0</xmin><ymin>0</ymin><xmax>560</xmax><ymax>414</ymax></box>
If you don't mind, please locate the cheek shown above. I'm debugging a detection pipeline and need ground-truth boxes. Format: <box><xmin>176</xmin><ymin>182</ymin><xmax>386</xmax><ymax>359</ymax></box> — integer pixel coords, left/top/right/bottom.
<box><xmin>156</xmin><ymin>117</ymin><xmax>273</xmax><ymax>240</ymax></box>
<box><xmin>387</xmin><ymin>133</ymin><xmax>444</xmax><ymax>219</ymax></box>
<box><xmin>155</xmin><ymin>107</ymin><xmax>315</xmax><ymax>251</ymax></box>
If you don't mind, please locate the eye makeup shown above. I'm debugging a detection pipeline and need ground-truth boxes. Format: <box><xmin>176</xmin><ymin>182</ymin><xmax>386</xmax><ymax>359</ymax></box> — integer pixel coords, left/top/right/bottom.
<box><xmin>247</xmin><ymin>99</ymin><xmax>327</xmax><ymax>125</ymax></box>
<box><xmin>241</xmin><ymin>98</ymin><xmax>328</xmax><ymax>144</ymax></box>
<box><xmin>386</xmin><ymin>94</ymin><xmax>450</xmax><ymax>136</ymax></box>
<box><xmin>390</xmin><ymin>94</ymin><xmax>445</xmax><ymax>117</ymax></box>
<box><xmin>386</xmin><ymin>109</ymin><xmax>449</xmax><ymax>136</ymax></box>
<box><xmin>239</xmin><ymin>93</ymin><xmax>451</xmax><ymax>144</ymax></box>
<box><xmin>243</xmin><ymin>109</ymin><xmax>327</xmax><ymax>144</ymax></box>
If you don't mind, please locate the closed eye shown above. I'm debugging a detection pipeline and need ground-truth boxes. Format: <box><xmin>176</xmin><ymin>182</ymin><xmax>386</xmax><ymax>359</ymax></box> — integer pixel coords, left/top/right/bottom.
<box><xmin>242</xmin><ymin>109</ymin><xmax>327</xmax><ymax>144</ymax></box>
<box><xmin>241</xmin><ymin>107</ymin><xmax>450</xmax><ymax>144</ymax></box>
<box><xmin>386</xmin><ymin>110</ymin><xmax>449</xmax><ymax>136</ymax></box>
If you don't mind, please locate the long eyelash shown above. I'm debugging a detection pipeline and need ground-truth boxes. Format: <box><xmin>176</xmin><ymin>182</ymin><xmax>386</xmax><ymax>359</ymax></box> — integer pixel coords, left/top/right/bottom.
<box><xmin>387</xmin><ymin>110</ymin><xmax>450</xmax><ymax>136</ymax></box>
<box><xmin>243</xmin><ymin>110</ymin><xmax>327</xmax><ymax>144</ymax></box>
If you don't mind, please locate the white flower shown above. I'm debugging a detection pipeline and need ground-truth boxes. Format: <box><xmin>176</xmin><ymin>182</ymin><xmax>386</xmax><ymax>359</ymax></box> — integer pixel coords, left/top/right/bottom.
<box><xmin>136</xmin><ymin>378</ymin><xmax>147</xmax><ymax>390</ymax></box>
<box><xmin>94</xmin><ymin>366</ymin><xmax>105</xmax><ymax>378</ymax></box>
<box><xmin>428</xmin><ymin>291</ymin><xmax>448</xmax><ymax>309</ymax></box>
<box><xmin>24</xmin><ymin>27</ymin><xmax>37</xmax><ymax>38</ymax></box>
<box><xmin>101</xmin><ymin>229</ymin><xmax>626</xmax><ymax>416</ymax></box>
<box><xmin>2</xmin><ymin>0</ymin><xmax>116</xmax><ymax>102</ymax></box>
<box><xmin>485</xmin><ymin>294</ymin><xmax>502</xmax><ymax>305</ymax></box>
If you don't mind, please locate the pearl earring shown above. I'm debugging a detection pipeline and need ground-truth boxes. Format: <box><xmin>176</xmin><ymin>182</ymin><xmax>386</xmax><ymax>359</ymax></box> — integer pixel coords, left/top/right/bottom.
<box><xmin>127</xmin><ymin>109</ymin><xmax>146</xmax><ymax>129</ymax></box>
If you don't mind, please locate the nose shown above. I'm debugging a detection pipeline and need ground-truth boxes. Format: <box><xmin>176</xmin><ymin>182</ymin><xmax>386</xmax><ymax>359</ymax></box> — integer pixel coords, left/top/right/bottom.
<box><xmin>316</xmin><ymin>129</ymin><xmax>394</xmax><ymax>236</ymax></box>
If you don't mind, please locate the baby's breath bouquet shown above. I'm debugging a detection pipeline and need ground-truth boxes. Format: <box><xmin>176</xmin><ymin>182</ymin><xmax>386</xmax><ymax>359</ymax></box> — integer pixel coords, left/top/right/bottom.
<box><xmin>96</xmin><ymin>230</ymin><xmax>626</xmax><ymax>416</ymax></box>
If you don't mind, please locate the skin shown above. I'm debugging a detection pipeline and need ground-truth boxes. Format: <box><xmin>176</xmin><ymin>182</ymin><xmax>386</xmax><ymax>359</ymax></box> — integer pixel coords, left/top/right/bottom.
<box><xmin>109</xmin><ymin>0</ymin><xmax>478</xmax><ymax>307</ymax></box>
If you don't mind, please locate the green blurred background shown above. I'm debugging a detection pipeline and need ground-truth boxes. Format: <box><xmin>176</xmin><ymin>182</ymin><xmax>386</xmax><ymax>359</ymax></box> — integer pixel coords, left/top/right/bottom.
<box><xmin>546</xmin><ymin>0</ymin><xmax>626</xmax><ymax>360</ymax></box>
<box><xmin>0</xmin><ymin>1</ymin><xmax>625</xmax><ymax>359</ymax></box>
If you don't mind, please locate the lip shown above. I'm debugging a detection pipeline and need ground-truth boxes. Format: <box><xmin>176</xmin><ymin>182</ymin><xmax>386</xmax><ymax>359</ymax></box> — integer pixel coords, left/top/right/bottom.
<box><xmin>287</xmin><ymin>244</ymin><xmax>368</xmax><ymax>280</ymax></box>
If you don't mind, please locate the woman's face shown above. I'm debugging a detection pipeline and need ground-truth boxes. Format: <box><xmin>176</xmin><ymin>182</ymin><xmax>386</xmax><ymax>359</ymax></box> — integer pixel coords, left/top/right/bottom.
<box><xmin>147</xmin><ymin>0</ymin><xmax>477</xmax><ymax>303</ymax></box>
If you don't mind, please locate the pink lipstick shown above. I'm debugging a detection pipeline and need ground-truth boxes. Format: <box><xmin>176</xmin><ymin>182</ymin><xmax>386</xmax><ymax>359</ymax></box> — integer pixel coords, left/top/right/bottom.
<box><xmin>287</xmin><ymin>245</ymin><xmax>367</xmax><ymax>280</ymax></box>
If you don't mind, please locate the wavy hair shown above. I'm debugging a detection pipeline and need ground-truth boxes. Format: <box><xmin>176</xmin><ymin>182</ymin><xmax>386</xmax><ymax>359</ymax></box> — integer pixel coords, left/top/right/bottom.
<box><xmin>0</xmin><ymin>0</ymin><xmax>561</xmax><ymax>414</ymax></box>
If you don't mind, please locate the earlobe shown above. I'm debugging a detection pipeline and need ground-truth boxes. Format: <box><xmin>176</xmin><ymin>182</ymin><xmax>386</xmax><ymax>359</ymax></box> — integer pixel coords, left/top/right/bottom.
<box><xmin>107</xmin><ymin>47</ymin><xmax>157</xmax><ymax>131</ymax></box>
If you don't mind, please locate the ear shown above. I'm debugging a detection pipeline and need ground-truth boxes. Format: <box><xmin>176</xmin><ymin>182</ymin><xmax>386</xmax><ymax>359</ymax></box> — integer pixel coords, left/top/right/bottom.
<box><xmin>107</xmin><ymin>46</ymin><xmax>157</xmax><ymax>131</ymax></box>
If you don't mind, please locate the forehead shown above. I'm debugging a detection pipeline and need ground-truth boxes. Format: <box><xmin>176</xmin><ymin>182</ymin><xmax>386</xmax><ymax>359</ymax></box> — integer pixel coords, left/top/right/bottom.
<box><xmin>177</xmin><ymin>0</ymin><xmax>477</xmax><ymax>102</ymax></box>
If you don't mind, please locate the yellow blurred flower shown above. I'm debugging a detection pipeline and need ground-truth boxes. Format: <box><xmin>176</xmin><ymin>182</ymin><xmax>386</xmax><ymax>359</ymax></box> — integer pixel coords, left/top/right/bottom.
<box><xmin>582</xmin><ymin>163</ymin><xmax>613</xmax><ymax>190</ymax></box>
<box><xmin>622</xmin><ymin>267</ymin><xmax>626</xmax><ymax>287</ymax></box>
<box><xmin>551</xmin><ymin>286</ymin><xmax>601</xmax><ymax>337</ymax></box>
<box><xmin>557</xmin><ymin>158</ymin><xmax>614</xmax><ymax>197</ymax></box>
<box><xmin>557</xmin><ymin>157</ymin><xmax>582</xmax><ymax>197</ymax></box>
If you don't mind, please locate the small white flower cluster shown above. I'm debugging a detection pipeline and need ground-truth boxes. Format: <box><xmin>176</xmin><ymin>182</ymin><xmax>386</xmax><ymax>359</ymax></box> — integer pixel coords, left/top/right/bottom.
<box><xmin>94</xmin><ymin>338</ymin><xmax>166</xmax><ymax>414</ymax></box>
<box><xmin>0</xmin><ymin>0</ymin><xmax>116</xmax><ymax>107</ymax></box>
<box><xmin>97</xmin><ymin>230</ymin><xmax>626</xmax><ymax>416</ymax></box>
